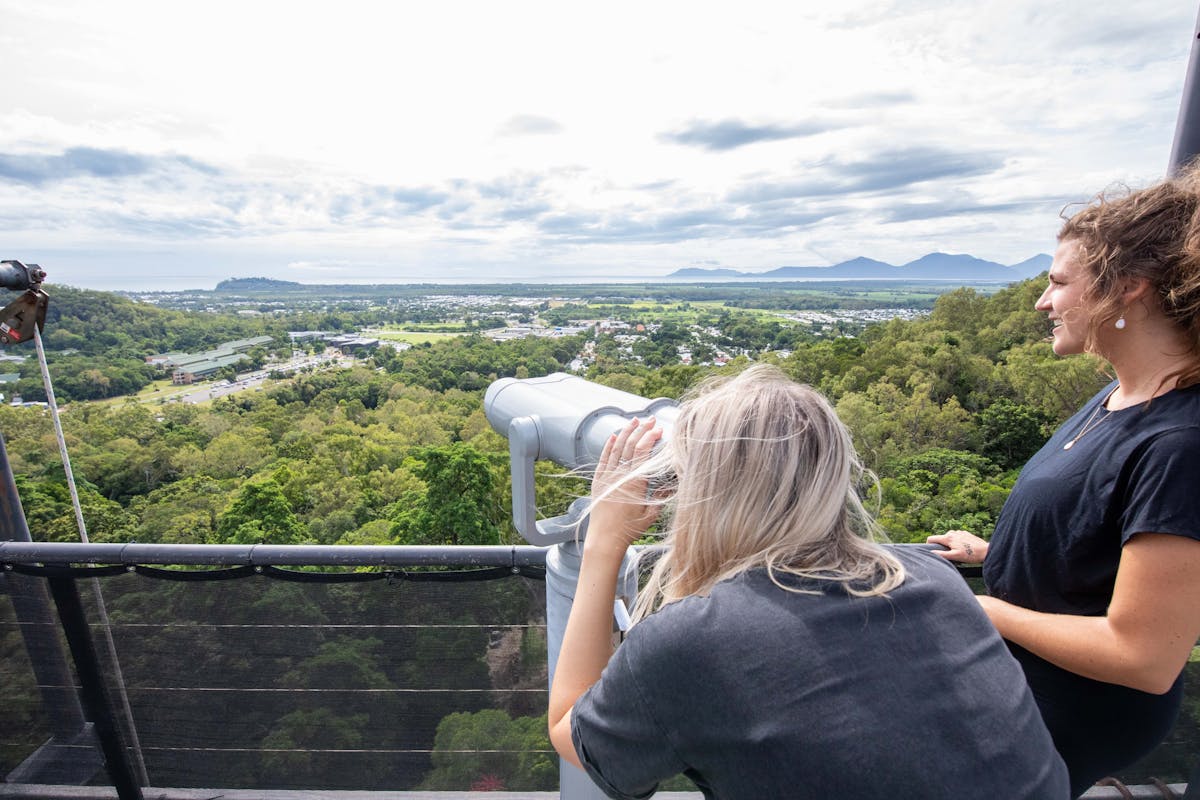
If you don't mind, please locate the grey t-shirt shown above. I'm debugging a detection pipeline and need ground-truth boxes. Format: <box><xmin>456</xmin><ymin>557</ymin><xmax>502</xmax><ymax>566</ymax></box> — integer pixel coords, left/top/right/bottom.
<box><xmin>572</xmin><ymin>546</ymin><xmax>1068</xmax><ymax>800</ymax></box>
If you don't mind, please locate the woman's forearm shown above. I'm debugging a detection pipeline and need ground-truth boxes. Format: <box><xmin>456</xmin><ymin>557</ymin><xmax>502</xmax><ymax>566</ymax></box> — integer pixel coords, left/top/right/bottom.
<box><xmin>549</xmin><ymin>418</ymin><xmax>664</xmax><ymax>765</ymax></box>
<box><xmin>977</xmin><ymin>597</ymin><xmax>1170</xmax><ymax>692</ymax></box>
<box><xmin>981</xmin><ymin>533</ymin><xmax>1200</xmax><ymax>694</ymax></box>
<box><xmin>547</xmin><ymin>539</ymin><xmax>627</xmax><ymax>767</ymax></box>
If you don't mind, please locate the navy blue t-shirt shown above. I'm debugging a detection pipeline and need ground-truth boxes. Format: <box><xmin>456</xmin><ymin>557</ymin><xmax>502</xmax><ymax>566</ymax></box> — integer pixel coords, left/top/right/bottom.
<box><xmin>985</xmin><ymin>380</ymin><xmax>1200</xmax><ymax>615</ymax></box>
<box><xmin>984</xmin><ymin>379</ymin><xmax>1200</xmax><ymax>795</ymax></box>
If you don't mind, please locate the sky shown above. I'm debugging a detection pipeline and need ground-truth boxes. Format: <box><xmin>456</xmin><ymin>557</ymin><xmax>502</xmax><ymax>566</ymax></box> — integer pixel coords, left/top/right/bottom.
<box><xmin>1</xmin><ymin>0</ymin><xmax>1197</xmax><ymax>291</ymax></box>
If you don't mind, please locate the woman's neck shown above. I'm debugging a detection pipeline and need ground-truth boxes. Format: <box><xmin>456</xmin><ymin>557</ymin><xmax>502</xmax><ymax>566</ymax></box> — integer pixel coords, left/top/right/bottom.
<box><xmin>1107</xmin><ymin>344</ymin><xmax>1196</xmax><ymax>409</ymax></box>
<box><xmin>1098</xmin><ymin>308</ymin><xmax>1195</xmax><ymax>407</ymax></box>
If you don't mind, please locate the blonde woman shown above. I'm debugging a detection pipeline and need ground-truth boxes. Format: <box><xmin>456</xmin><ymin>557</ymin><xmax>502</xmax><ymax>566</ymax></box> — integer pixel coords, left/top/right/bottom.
<box><xmin>548</xmin><ymin>365</ymin><xmax>1068</xmax><ymax>800</ymax></box>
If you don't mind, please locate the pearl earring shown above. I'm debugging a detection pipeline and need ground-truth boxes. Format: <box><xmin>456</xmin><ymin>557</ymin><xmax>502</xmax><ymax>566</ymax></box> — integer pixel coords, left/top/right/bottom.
<box><xmin>1115</xmin><ymin>316</ymin><xmax>1126</xmax><ymax>330</ymax></box>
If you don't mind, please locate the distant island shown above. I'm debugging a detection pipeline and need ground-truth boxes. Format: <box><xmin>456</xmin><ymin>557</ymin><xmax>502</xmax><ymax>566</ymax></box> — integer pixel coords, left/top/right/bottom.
<box><xmin>215</xmin><ymin>277</ymin><xmax>304</xmax><ymax>291</ymax></box>
<box><xmin>668</xmin><ymin>252</ymin><xmax>1052</xmax><ymax>282</ymax></box>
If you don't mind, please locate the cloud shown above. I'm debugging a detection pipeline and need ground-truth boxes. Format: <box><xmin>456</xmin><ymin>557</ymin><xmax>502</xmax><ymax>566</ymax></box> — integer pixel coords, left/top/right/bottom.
<box><xmin>729</xmin><ymin>146</ymin><xmax>1005</xmax><ymax>202</ymax></box>
<box><xmin>824</xmin><ymin>90</ymin><xmax>916</xmax><ymax>109</ymax></box>
<box><xmin>496</xmin><ymin>114</ymin><xmax>564</xmax><ymax>137</ymax></box>
<box><xmin>1037</xmin><ymin>6</ymin><xmax>1184</xmax><ymax>64</ymax></box>
<box><xmin>835</xmin><ymin>146</ymin><xmax>1006</xmax><ymax>191</ymax></box>
<box><xmin>388</xmin><ymin>186</ymin><xmax>452</xmax><ymax>211</ymax></box>
<box><xmin>0</xmin><ymin>147</ymin><xmax>217</xmax><ymax>186</ymax></box>
<box><xmin>533</xmin><ymin>200</ymin><xmax>846</xmax><ymax>244</ymax></box>
<box><xmin>497</xmin><ymin>202</ymin><xmax>552</xmax><ymax>221</ymax></box>
<box><xmin>476</xmin><ymin>173</ymin><xmax>547</xmax><ymax>200</ymax></box>
<box><xmin>659</xmin><ymin>118</ymin><xmax>835</xmax><ymax>152</ymax></box>
<box><xmin>881</xmin><ymin>197</ymin><xmax>1043</xmax><ymax>223</ymax></box>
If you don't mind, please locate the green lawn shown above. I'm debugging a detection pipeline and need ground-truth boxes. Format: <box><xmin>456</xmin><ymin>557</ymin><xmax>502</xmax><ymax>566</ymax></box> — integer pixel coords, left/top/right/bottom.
<box><xmin>87</xmin><ymin>377</ymin><xmax>186</xmax><ymax>407</ymax></box>
<box><xmin>373</xmin><ymin>331</ymin><xmax>466</xmax><ymax>345</ymax></box>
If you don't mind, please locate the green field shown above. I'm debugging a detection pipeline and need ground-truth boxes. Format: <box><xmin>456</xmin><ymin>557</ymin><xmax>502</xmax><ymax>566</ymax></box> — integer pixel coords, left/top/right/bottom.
<box><xmin>87</xmin><ymin>377</ymin><xmax>182</xmax><ymax>407</ymax></box>
<box><xmin>372</xmin><ymin>330</ymin><xmax>466</xmax><ymax>345</ymax></box>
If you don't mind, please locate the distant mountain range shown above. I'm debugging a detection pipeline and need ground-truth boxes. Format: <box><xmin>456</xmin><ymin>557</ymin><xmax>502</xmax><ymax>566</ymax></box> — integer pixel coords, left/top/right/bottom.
<box><xmin>667</xmin><ymin>252</ymin><xmax>1052</xmax><ymax>282</ymax></box>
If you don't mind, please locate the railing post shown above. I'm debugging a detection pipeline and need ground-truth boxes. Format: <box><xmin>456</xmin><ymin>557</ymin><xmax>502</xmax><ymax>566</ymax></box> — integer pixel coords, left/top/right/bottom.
<box><xmin>545</xmin><ymin>540</ymin><xmax>639</xmax><ymax>800</ymax></box>
<box><xmin>45</xmin><ymin>569</ymin><xmax>144</xmax><ymax>800</ymax></box>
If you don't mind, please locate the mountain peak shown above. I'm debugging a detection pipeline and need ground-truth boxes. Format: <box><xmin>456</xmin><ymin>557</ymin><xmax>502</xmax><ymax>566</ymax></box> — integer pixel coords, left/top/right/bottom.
<box><xmin>665</xmin><ymin>252</ymin><xmax>1045</xmax><ymax>282</ymax></box>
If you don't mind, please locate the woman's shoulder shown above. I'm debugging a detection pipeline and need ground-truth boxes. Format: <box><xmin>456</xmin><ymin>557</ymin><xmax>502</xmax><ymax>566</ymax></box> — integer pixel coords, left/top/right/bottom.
<box><xmin>639</xmin><ymin>549</ymin><xmax>967</xmax><ymax>627</ymax></box>
<box><xmin>1127</xmin><ymin>396</ymin><xmax>1200</xmax><ymax>455</ymax></box>
<box><xmin>1144</xmin><ymin>380</ymin><xmax>1200</xmax><ymax>422</ymax></box>
<box><xmin>883</xmin><ymin>543</ymin><xmax>967</xmax><ymax>576</ymax></box>
<box><xmin>627</xmin><ymin>569</ymin><xmax>803</xmax><ymax>645</ymax></box>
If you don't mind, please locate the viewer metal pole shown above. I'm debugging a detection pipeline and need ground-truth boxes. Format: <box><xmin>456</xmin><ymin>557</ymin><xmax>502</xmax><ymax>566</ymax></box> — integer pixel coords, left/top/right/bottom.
<box><xmin>545</xmin><ymin>540</ymin><xmax>639</xmax><ymax>800</ymax></box>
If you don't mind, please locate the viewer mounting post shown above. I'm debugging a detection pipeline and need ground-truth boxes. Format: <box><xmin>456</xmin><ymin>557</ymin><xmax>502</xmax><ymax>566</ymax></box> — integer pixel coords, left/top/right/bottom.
<box><xmin>485</xmin><ymin>373</ymin><xmax>678</xmax><ymax>799</ymax></box>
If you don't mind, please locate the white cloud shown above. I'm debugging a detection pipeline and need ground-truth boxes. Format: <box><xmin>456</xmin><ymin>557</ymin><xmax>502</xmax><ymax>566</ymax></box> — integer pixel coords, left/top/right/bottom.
<box><xmin>0</xmin><ymin>0</ymin><xmax>1195</xmax><ymax>288</ymax></box>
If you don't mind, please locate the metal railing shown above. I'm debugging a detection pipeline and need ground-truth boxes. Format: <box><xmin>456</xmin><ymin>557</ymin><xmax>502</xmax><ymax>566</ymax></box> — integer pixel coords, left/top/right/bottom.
<box><xmin>1</xmin><ymin>541</ymin><xmax>1194</xmax><ymax>800</ymax></box>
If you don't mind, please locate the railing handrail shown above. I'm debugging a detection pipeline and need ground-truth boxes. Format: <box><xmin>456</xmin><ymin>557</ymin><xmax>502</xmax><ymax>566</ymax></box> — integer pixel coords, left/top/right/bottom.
<box><xmin>0</xmin><ymin>542</ymin><xmax>548</xmax><ymax>568</ymax></box>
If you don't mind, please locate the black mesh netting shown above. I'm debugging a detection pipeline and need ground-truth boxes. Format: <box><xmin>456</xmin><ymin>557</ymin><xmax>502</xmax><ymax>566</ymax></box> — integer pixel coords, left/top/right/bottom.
<box><xmin>2</xmin><ymin>564</ymin><xmax>1197</xmax><ymax>794</ymax></box>
<box><xmin>1</xmin><ymin>564</ymin><xmax>555</xmax><ymax>793</ymax></box>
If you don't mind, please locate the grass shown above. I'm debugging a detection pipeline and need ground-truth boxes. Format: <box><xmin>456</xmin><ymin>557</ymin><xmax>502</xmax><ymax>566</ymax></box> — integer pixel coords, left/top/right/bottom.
<box><xmin>558</xmin><ymin>299</ymin><xmax>792</xmax><ymax>327</ymax></box>
<box><xmin>372</xmin><ymin>322</ymin><xmax>471</xmax><ymax>332</ymax></box>
<box><xmin>373</xmin><ymin>331</ymin><xmax>466</xmax><ymax>345</ymax></box>
<box><xmin>86</xmin><ymin>377</ymin><xmax>187</xmax><ymax>408</ymax></box>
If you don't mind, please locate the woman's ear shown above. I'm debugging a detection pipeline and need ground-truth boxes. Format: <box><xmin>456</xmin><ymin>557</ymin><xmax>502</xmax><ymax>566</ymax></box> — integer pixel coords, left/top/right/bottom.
<box><xmin>1121</xmin><ymin>277</ymin><xmax>1153</xmax><ymax>305</ymax></box>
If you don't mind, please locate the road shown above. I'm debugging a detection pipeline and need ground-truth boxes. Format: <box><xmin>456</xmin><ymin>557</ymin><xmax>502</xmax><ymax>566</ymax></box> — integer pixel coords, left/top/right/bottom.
<box><xmin>158</xmin><ymin>354</ymin><xmax>354</xmax><ymax>405</ymax></box>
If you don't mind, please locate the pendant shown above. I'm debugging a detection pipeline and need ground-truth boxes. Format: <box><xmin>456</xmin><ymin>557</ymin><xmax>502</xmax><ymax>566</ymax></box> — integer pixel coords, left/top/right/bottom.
<box><xmin>1063</xmin><ymin>440</ymin><xmax>1075</xmax><ymax>450</ymax></box>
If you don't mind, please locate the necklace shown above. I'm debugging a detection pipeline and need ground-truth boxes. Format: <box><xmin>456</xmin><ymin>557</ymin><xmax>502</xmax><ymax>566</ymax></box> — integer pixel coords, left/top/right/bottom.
<box><xmin>1063</xmin><ymin>385</ymin><xmax>1119</xmax><ymax>451</ymax></box>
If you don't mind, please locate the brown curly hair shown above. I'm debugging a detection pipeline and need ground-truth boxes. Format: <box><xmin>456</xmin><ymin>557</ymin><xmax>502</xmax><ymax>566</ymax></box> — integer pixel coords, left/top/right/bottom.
<box><xmin>1058</xmin><ymin>160</ymin><xmax>1200</xmax><ymax>389</ymax></box>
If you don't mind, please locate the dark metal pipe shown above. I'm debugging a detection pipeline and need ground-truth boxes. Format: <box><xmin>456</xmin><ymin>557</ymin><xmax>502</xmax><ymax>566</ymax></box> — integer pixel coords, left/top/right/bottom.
<box><xmin>0</xmin><ymin>541</ymin><xmax>549</xmax><ymax>568</ymax></box>
<box><xmin>45</xmin><ymin>573</ymin><xmax>143</xmax><ymax>800</ymax></box>
<box><xmin>0</xmin><ymin>261</ymin><xmax>46</xmax><ymax>291</ymax></box>
<box><xmin>0</xmin><ymin>435</ymin><xmax>89</xmax><ymax>740</ymax></box>
<box><xmin>1169</xmin><ymin>4</ymin><xmax>1200</xmax><ymax>173</ymax></box>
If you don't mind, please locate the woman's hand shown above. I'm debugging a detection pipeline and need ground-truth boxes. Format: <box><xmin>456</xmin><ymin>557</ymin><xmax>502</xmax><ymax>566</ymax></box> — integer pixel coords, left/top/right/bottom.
<box><xmin>927</xmin><ymin>529</ymin><xmax>989</xmax><ymax>563</ymax></box>
<box><xmin>548</xmin><ymin>416</ymin><xmax>664</xmax><ymax>767</ymax></box>
<box><xmin>586</xmin><ymin>417</ymin><xmax>664</xmax><ymax>556</ymax></box>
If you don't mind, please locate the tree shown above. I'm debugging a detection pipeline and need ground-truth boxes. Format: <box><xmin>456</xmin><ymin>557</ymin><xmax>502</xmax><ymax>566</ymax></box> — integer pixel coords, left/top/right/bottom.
<box><xmin>835</xmin><ymin>381</ymin><xmax>975</xmax><ymax>472</ymax></box>
<box><xmin>420</xmin><ymin>710</ymin><xmax>556</xmax><ymax>791</ymax></box>
<box><xmin>215</xmin><ymin>477</ymin><xmax>305</xmax><ymax>544</ymax></box>
<box><xmin>392</xmin><ymin>443</ymin><xmax>502</xmax><ymax>545</ymax></box>
<box><xmin>197</xmin><ymin>428</ymin><xmax>274</xmax><ymax>479</ymax></box>
<box><xmin>641</xmin><ymin>364</ymin><xmax>704</xmax><ymax>399</ymax></box>
<box><xmin>877</xmin><ymin>448</ymin><xmax>1014</xmax><ymax>542</ymax></box>
<box><xmin>1000</xmin><ymin>342</ymin><xmax>1110</xmax><ymax>424</ymax></box>
<box><xmin>977</xmin><ymin>398</ymin><xmax>1052</xmax><ymax>470</ymax></box>
<box><xmin>131</xmin><ymin>475</ymin><xmax>229</xmax><ymax>543</ymax></box>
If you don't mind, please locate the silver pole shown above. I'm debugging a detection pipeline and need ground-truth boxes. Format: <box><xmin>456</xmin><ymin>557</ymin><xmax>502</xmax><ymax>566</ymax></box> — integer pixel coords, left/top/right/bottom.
<box><xmin>545</xmin><ymin>541</ymin><xmax>639</xmax><ymax>800</ymax></box>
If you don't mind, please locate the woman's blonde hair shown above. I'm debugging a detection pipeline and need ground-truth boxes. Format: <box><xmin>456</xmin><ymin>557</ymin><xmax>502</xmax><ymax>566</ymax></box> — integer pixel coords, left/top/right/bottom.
<box><xmin>614</xmin><ymin>363</ymin><xmax>904</xmax><ymax>621</ymax></box>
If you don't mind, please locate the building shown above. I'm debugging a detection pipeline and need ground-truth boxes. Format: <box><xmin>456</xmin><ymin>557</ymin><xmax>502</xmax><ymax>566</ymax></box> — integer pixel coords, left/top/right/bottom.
<box><xmin>145</xmin><ymin>336</ymin><xmax>276</xmax><ymax>384</ymax></box>
<box><xmin>172</xmin><ymin>353</ymin><xmax>251</xmax><ymax>384</ymax></box>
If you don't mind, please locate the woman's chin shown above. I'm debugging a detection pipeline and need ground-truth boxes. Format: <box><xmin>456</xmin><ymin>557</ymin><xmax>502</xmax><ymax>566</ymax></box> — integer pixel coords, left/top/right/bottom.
<box><xmin>1049</xmin><ymin>329</ymin><xmax>1081</xmax><ymax>356</ymax></box>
